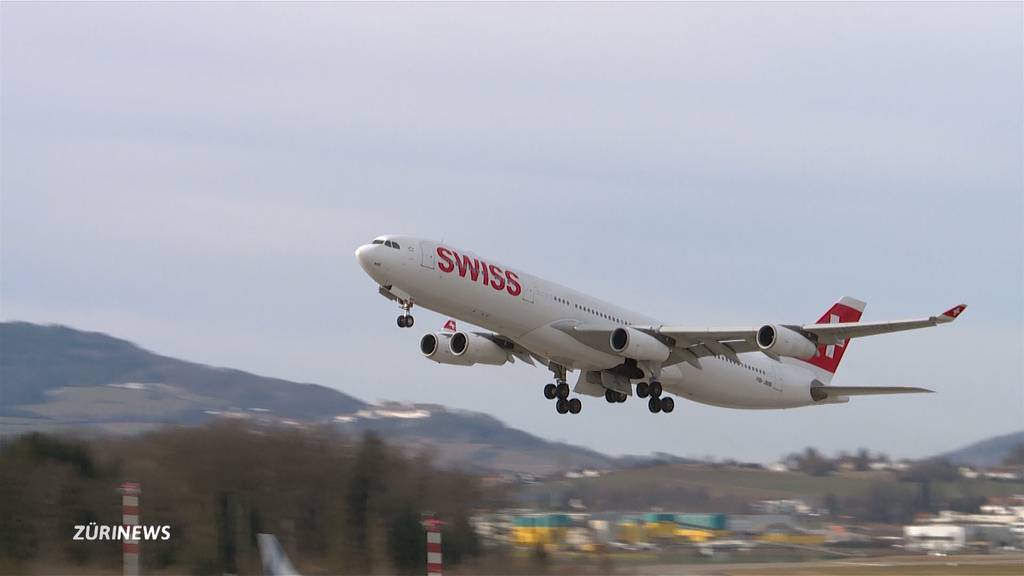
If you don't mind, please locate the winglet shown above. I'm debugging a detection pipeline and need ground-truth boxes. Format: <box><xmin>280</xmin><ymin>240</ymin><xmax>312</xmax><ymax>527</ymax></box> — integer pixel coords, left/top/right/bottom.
<box><xmin>937</xmin><ymin>304</ymin><xmax>967</xmax><ymax>323</ymax></box>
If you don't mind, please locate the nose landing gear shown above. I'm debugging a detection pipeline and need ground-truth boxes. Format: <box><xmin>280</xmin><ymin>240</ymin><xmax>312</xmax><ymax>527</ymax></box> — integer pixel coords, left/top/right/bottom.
<box><xmin>396</xmin><ymin>299</ymin><xmax>415</xmax><ymax>328</ymax></box>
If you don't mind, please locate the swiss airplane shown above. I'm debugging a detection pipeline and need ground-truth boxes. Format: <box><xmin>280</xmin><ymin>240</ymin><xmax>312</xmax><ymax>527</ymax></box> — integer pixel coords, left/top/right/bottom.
<box><xmin>355</xmin><ymin>235</ymin><xmax>966</xmax><ymax>415</ymax></box>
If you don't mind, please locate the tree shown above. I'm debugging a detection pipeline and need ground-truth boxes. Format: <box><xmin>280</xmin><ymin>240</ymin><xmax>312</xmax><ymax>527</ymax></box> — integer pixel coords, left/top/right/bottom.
<box><xmin>854</xmin><ymin>448</ymin><xmax>871</xmax><ymax>471</ymax></box>
<box><xmin>790</xmin><ymin>447</ymin><xmax>835</xmax><ymax>477</ymax></box>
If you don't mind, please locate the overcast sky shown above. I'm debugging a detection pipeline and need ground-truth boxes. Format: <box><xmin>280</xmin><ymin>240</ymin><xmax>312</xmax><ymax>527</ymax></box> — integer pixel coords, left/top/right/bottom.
<box><xmin>2</xmin><ymin>3</ymin><xmax>1021</xmax><ymax>461</ymax></box>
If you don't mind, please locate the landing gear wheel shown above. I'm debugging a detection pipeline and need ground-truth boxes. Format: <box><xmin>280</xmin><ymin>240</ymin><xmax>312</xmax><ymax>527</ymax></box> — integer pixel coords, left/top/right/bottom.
<box><xmin>660</xmin><ymin>397</ymin><xmax>675</xmax><ymax>413</ymax></box>
<box><xmin>396</xmin><ymin>299</ymin><xmax>415</xmax><ymax>328</ymax></box>
<box><xmin>568</xmin><ymin>398</ymin><xmax>582</xmax><ymax>414</ymax></box>
<box><xmin>636</xmin><ymin>381</ymin><xmax>650</xmax><ymax>398</ymax></box>
<box><xmin>556</xmin><ymin>398</ymin><xmax>570</xmax><ymax>414</ymax></box>
<box><xmin>604</xmin><ymin>389</ymin><xmax>617</xmax><ymax>403</ymax></box>
<box><xmin>648</xmin><ymin>397</ymin><xmax>662</xmax><ymax>413</ymax></box>
<box><xmin>544</xmin><ymin>383</ymin><xmax>558</xmax><ymax>400</ymax></box>
<box><xmin>617</xmin><ymin>392</ymin><xmax>627</xmax><ymax>403</ymax></box>
<box><xmin>648</xmin><ymin>381</ymin><xmax>663</xmax><ymax>398</ymax></box>
<box><xmin>556</xmin><ymin>382</ymin><xmax>570</xmax><ymax>399</ymax></box>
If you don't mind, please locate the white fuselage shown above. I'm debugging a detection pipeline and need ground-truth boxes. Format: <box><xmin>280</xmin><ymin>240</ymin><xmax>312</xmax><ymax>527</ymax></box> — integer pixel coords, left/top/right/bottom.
<box><xmin>356</xmin><ymin>236</ymin><xmax>831</xmax><ymax>409</ymax></box>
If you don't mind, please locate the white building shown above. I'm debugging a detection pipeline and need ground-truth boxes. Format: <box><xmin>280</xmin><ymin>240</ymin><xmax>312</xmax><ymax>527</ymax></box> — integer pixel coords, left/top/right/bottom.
<box><xmin>904</xmin><ymin>524</ymin><xmax>1016</xmax><ymax>552</ymax></box>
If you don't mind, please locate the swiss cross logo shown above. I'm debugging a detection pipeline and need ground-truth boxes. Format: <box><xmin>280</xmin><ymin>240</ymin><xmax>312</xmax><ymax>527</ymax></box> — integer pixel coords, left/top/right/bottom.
<box><xmin>808</xmin><ymin>301</ymin><xmax>863</xmax><ymax>374</ymax></box>
<box><xmin>443</xmin><ymin>319</ymin><xmax>457</xmax><ymax>332</ymax></box>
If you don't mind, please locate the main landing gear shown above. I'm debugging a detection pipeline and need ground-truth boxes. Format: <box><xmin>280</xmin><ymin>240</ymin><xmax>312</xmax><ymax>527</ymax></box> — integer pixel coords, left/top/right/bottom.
<box><xmin>648</xmin><ymin>396</ymin><xmax>674</xmax><ymax>414</ymax></box>
<box><xmin>604</xmin><ymin>388</ymin><xmax>627</xmax><ymax>403</ymax></box>
<box><xmin>635</xmin><ymin>380</ymin><xmax>663</xmax><ymax>399</ymax></box>
<box><xmin>544</xmin><ymin>365</ymin><xmax>581</xmax><ymax>415</ymax></box>
<box><xmin>396</xmin><ymin>299</ymin><xmax>415</xmax><ymax>328</ymax></box>
<box><xmin>635</xmin><ymin>379</ymin><xmax>673</xmax><ymax>414</ymax></box>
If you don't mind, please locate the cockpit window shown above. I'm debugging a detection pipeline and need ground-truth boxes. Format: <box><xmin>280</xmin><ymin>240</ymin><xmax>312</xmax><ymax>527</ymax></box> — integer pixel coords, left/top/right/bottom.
<box><xmin>391</xmin><ymin>241</ymin><xmax>400</xmax><ymax>249</ymax></box>
<box><xmin>384</xmin><ymin>241</ymin><xmax>394</xmax><ymax>248</ymax></box>
<box><xmin>372</xmin><ymin>239</ymin><xmax>385</xmax><ymax>245</ymax></box>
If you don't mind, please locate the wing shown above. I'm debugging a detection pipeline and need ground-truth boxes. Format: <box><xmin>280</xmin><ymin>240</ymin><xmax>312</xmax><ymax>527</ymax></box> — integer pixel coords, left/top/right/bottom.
<box><xmin>800</xmin><ymin>304</ymin><xmax>967</xmax><ymax>345</ymax></box>
<box><xmin>477</xmin><ymin>332</ymin><xmax>545</xmax><ymax>366</ymax></box>
<box><xmin>639</xmin><ymin>326</ymin><xmax>757</xmax><ymax>367</ymax></box>
<box><xmin>558</xmin><ymin>321</ymin><xmax>756</xmax><ymax>368</ymax></box>
<box><xmin>810</xmin><ymin>386</ymin><xmax>933</xmax><ymax>400</ymax></box>
<box><xmin>649</xmin><ymin>304</ymin><xmax>966</xmax><ymax>348</ymax></box>
<box><xmin>559</xmin><ymin>301</ymin><xmax>965</xmax><ymax>368</ymax></box>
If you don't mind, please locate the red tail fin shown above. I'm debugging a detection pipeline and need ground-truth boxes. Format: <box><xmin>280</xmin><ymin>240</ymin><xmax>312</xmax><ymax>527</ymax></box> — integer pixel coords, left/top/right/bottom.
<box><xmin>803</xmin><ymin>297</ymin><xmax>866</xmax><ymax>375</ymax></box>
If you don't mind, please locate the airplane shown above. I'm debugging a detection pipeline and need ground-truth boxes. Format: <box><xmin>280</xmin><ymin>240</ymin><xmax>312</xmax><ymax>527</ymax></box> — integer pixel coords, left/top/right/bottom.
<box><xmin>257</xmin><ymin>533</ymin><xmax>302</xmax><ymax>576</ymax></box>
<box><xmin>355</xmin><ymin>235</ymin><xmax>966</xmax><ymax>415</ymax></box>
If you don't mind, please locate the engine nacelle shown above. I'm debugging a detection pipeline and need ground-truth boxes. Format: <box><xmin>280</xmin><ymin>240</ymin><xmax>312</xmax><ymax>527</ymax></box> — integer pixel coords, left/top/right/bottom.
<box><xmin>609</xmin><ymin>327</ymin><xmax>671</xmax><ymax>362</ymax></box>
<box><xmin>419</xmin><ymin>333</ymin><xmax>473</xmax><ymax>366</ymax></box>
<box><xmin>448</xmin><ymin>331</ymin><xmax>509</xmax><ymax>366</ymax></box>
<box><xmin>756</xmin><ymin>324</ymin><xmax>817</xmax><ymax>359</ymax></box>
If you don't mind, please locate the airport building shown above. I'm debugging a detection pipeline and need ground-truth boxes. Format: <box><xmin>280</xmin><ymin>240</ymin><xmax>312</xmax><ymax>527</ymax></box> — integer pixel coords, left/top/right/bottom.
<box><xmin>904</xmin><ymin>524</ymin><xmax>1016</xmax><ymax>553</ymax></box>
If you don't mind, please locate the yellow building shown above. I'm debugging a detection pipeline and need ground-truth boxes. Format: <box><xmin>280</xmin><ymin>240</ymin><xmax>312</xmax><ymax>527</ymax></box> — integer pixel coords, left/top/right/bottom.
<box><xmin>674</xmin><ymin>527</ymin><xmax>717</xmax><ymax>543</ymax></box>
<box><xmin>512</xmin><ymin>514</ymin><xmax>571</xmax><ymax>546</ymax></box>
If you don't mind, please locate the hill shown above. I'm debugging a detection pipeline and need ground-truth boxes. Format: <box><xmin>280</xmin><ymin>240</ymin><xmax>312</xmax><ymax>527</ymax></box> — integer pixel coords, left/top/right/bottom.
<box><xmin>0</xmin><ymin>322</ymin><xmax>614</xmax><ymax>475</ymax></box>
<box><xmin>940</xmin><ymin>430</ymin><xmax>1024</xmax><ymax>467</ymax></box>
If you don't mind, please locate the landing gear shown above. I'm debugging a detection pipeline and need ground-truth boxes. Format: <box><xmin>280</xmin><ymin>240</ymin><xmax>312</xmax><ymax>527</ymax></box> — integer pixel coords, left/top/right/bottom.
<box><xmin>636</xmin><ymin>381</ymin><xmax>650</xmax><ymax>398</ymax></box>
<box><xmin>648</xmin><ymin>396</ymin><xmax>674</xmax><ymax>414</ymax></box>
<box><xmin>556</xmin><ymin>399</ymin><xmax>569</xmax><ymax>414</ymax></box>
<box><xmin>547</xmin><ymin>364</ymin><xmax>582</xmax><ymax>414</ymax></box>
<box><xmin>396</xmin><ymin>299</ymin><xmax>415</xmax><ymax>328</ymax></box>
<box><xmin>648</xmin><ymin>381</ymin><xmax>663</xmax><ymax>398</ymax></box>
<box><xmin>648</xmin><ymin>397</ymin><xmax>662</xmax><ymax>413</ymax></box>
<box><xmin>604</xmin><ymin>389</ymin><xmax>627</xmax><ymax>403</ymax></box>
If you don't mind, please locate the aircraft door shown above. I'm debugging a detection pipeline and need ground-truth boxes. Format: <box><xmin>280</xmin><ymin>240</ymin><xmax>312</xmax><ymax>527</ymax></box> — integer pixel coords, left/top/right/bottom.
<box><xmin>522</xmin><ymin>286</ymin><xmax>534</xmax><ymax>303</ymax></box>
<box><xmin>420</xmin><ymin>242</ymin><xmax>435</xmax><ymax>269</ymax></box>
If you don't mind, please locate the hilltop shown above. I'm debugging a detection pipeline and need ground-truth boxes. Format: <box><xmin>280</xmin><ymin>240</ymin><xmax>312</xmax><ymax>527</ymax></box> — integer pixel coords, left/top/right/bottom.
<box><xmin>0</xmin><ymin>322</ymin><xmax>614</xmax><ymax>475</ymax></box>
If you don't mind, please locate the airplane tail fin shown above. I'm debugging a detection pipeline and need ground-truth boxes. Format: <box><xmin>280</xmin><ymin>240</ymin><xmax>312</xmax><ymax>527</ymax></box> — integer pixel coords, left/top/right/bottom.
<box><xmin>799</xmin><ymin>296</ymin><xmax>866</xmax><ymax>383</ymax></box>
<box><xmin>258</xmin><ymin>534</ymin><xmax>302</xmax><ymax>576</ymax></box>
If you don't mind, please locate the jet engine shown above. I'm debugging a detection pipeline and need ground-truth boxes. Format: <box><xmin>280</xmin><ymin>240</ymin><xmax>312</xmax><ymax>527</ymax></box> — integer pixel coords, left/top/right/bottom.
<box><xmin>448</xmin><ymin>331</ymin><xmax>509</xmax><ymax>366</ymax></box>
<box><xmin>756</xmin><ymin>325</ymin><xmax>817</xmax><ymax>359</ymax></box>
<box><xmin>420</xmin><ymin>333</ymin><xmax>473</xmax><ymax>366</ymax></box>
<box><xmin>609</xmin><ymin>327</ymin><xmax>671</xmax><ymax>362</ymax></box>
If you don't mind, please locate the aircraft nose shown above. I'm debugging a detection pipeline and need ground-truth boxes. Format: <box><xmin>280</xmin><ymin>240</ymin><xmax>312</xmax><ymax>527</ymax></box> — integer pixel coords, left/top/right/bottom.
<box><xmin>355</xmin><ymin>244</ymin><xmax>374</xmax><ymax>272</ymax></box>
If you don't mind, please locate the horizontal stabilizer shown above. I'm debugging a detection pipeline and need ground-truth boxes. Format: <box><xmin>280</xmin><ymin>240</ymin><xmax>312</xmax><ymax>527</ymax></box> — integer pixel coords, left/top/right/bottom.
<box><xmin>812</xmin><ymin>386</ymin><xmax>933</xmax><ymax>400</ymax></box>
